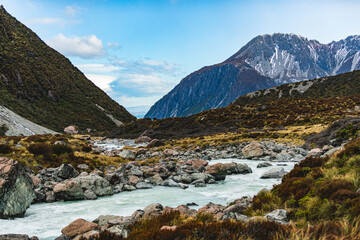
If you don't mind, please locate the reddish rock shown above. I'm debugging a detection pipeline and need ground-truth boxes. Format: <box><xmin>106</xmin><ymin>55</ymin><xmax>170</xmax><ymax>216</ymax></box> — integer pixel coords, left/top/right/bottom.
<box><xmin>64</xmin><ymin>126</ymin><xmax>78</xmax><ymax>135</ymax></box>
<box><xmin>242</xmin><ymin>141</ymin><xmax>264</xmax><ymax>158</ymax></box>
<box><xmin>163</xmin><ymin>205</ymin><xmax>197</xmax><ymax>217</ymax></box>
<box><xmin>143</xmin><ymin>166</ymin><xmax>171</xmax><ymax>178</ymax></box>
<box><xmin>29</xmin><ymin>175</ymin><xmax>41</xmax><ymax>188</ymax></box>
<box><xmin>135</xmin><ymin>136</ymin><xmax>151</xmax><ymax>143</ymax></box>
<box><xmin>160</xmin><ymin>226</ymin><xmax>178</xmax><ymax>231</ymax></box>
<box><xmin>61</xmin><ymin>219</ymin><xmax>98</xmax><ymax>238</ymax></box>
<box><xmin>128</xmin><ymin>175</ymin><xmax>140</xmax><ymax>185</ymax></box>
<box><xmin>147</xmin><ymin>139</ymin><xmax>164</xmax><ymax>148</ymax></box>
<box><xmin>205</xmin><ymin>163</ymin><xmax>227</xmax><ymax>180</ymax></box>
<box><xmin>198</xmin><ymin>202</ymin><xmax>225</xmax><ymax>215</ymax></box>
<box><xmin>186</xmin><ymin>159</ymin><xmax>208</xmax><ymax>171</ymax></box>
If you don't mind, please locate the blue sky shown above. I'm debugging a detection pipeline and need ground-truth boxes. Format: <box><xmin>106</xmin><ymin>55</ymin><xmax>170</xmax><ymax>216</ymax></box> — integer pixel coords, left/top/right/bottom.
<box><xmin>2</xmin><ymin>0</ymin><xmax>360</xmax><ymax>117</ymax></box>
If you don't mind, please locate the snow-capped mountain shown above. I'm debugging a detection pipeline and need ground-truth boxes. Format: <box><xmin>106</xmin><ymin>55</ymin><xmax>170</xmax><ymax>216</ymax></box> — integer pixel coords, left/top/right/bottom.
<box><xmin>145</xmin><ymin>33</ymin><xmax>360</xmax><ymax>119</ymax></box>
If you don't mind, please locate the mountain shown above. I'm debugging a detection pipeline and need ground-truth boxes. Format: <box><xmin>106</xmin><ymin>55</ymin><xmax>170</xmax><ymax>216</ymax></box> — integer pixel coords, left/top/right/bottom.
<box><xmin>145</xmin><ymin>33</ymin><xmax>360</xmax><ymax>119</ymax></box>
<box><xmin>110</xmin><ymin>70</ymin><xmax>360</xmax><ymax>139</ymax></box>
<box><xmin>0</xmin><ymin>6</ymin><xmax>135</xmax><ymax>133</ymax></box>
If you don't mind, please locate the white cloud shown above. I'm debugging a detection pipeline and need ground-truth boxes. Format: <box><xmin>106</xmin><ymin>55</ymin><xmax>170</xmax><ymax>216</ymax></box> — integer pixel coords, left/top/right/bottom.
<box><xmin>76</xmin><ymin>64</ymin><xmax>120</xmax><ymax>73</ymax></box>
<box><xmin>118</xmin><ymin>73</ymin><xmax>173</xmax><ymax>94</ymax></box>
<box><xmin>117</xmin><ymin>95</ymin><xmax>163</xmax><ymax>108</ymax></box>
<box><xmin>65</xmin><ymin>6</ymin><xmax>77</xmax><ymax>17</ymax></box>
<box><xmin>107</xmin><ymin>42</ymin><xmax>121</xmax><ymax>49</ymax></box>
<box><xmin>85</xmin><ymin>74</ymin><xmax>116</xmax><ymax>92</ymax></box>
<box><xmin>29</xmin><ymin>17</ymin><xmax>64</xmax><ymax>25</ymax></box>
<box><xmin>47</xmin><ymin>34</ymin><xmax>107</xmax><ymax>59</ymax></box>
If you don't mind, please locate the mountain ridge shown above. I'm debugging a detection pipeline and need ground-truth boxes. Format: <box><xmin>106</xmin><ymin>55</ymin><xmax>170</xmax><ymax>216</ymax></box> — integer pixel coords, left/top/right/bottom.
<box><xmin>145</xmin><ymin>33</ymin><xmax>360</xmax><ymax>119</ymax></box>
<box><xmin>0</xmin><ymin>6</ymin><xmax>135</xmax><ymax>132</ymax></box>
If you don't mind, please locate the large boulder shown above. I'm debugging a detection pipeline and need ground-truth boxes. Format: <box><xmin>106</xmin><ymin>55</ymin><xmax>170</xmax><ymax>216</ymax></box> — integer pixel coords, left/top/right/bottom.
<box><xmin>242</xmin><ymin>141</ymin><xmax>264</xmax><ymax>158</ymax></box>
<box><xmin>53</xmin><ymin>180</ymin><xmax>84</xmax><ymax>201</ymax></box>
<box><xmin>73</xmin><ymin>175</ymin><xmax>113</xmax><ymax>196</ymax></box>
<box><xmin>61</xmin><ymin>218</ymin><xmax>98</xmax><ymax>239</ymax></box>
<box><xmin>260</xmin><ymin>167</ymin><xmax>287</xmax><ymax>179</ymax></box>
<box><xmin>64</xmin><ymin>125</ymin><xmax>78</xmax><ymax>135</ymax></box>
<box><xmin>205</xmin><ymin>163</ymin><xmax>227</xmax><ymax>181</ymax></box>
<box><xmin>0</xmin><ymin>157</ymin><xmax>35</xmax><ymax>219</ymax></box>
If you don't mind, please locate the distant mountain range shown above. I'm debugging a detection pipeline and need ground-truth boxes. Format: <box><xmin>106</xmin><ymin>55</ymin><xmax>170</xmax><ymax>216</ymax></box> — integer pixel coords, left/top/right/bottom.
<box><xmin>145</xmin><ymin>33</ymin><xmax>360</xmax><ymax>119</ymax></box>
<box><xmin>0</xmin><ymin>6</ymin><xmax>135</xmax><ymax>134</ymax></box>
<box><xmin>111</xmin><ymin>70</ymin><xmax>360</xmax><ymax>139</ymax></box>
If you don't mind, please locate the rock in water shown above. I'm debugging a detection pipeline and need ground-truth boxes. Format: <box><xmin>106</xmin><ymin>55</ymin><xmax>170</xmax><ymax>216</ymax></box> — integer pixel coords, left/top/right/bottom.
<box><xmin>0</xmin><ymin>157</ymin><xmax>35</xmax><ymax>219</ymax></box>
<box><xmin>242</xmin><ymin>141</ymin><xmax>264</xmax><ymax>158</ymax></box>
<box><xmin>205</xmin><ymin>163</ymin><xmax>227</xmax><ymax>180</ymax></box>
<box><xmin>260</xmin><ymin>167</ymin><xmax>287</xmax><ymax>179</ymax></box>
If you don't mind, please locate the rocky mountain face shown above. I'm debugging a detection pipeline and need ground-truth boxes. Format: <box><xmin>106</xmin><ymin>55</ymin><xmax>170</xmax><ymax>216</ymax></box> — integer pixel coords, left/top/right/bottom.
<box><xmin>0</xmin><ymin>6</ymin><xmax>135</xmax><ymax>132</ymax></box>
<box><xmin>145</xmin><ymin>33</ymin><xmax>360</xmax><ymax>119</ymax></box>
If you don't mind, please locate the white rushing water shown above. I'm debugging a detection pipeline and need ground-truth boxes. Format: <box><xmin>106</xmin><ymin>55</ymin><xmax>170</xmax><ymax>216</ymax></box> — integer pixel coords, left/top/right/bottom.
<box><xmin>0</xmin><ymin>159</ymin><xmax>295</xmax><ymax>239</ymax></box>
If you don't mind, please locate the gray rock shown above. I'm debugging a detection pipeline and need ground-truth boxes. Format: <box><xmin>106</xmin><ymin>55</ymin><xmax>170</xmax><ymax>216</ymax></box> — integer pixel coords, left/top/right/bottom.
<box><xmin>73</xmin><ymin>175</ymin><xmax>113</xmax><ymax>196</ymax></box>
<box><xmin>260</xmin><ymin>167</ymin><xmax>287</xmax><ymax>179</ymax></box>
<box><xmin>257</xmin><ymin>162</ymin><xmax>273</xmax><ymax>168</ymax></box>
<box><xmin>149</xmin><ymin>174</ymin><xmax>163</xmax><ymax>185</ymax></box>
<box><xmin>191</xmin><ymin>179</ymin><xmax>205</xmax><ymax>185</ymax></box>
<box><xmin>135</xmin><ymin>182</ymin><xmax>152</xmax><ymax>189</ymax></box>
<box><xmin>195</xmin><ymin>182</ymin><xmax>206</xmax><ymax>187</ymax></box>
<box><xmin>77</xmin><ymin>164</ymin><xmax>89</xmax><ymax>170</ymax></box>
<box><xmin>161</xmin><ymin>179</ymin><xmax>180</xmax><ymax>188</ymax></box>
<box><xmin>265</xmin><ymin>209</ymin><xmax>288</xmax><ymax>224</ymax></box>
<box><xmin>84</xmin><ymin>190</ymin><xmax>97</xmax><ymax>200</ymax></box>
<box><xmin>123</xmin><ymin>185</ymin><xmax>136</xmax><ymax>191</ymax></box>
<box><xmin>53</xmin><ymin>180</ymin><xmax>84</xmax><ymax>201</ymax></box>
<box><xmin>119</xmin><ymin>150</ymin><xmax>135</xmax><ymax>159</ymax></box>
<box><xmin>56</xmin><ymin>164</ymin><xmax>79</xmax><ymax>179</ymax></box>
<box><xmin>0</xmin><ymin>157</ymin><xmax>35</xmax><ymax>219</ymax></box>
<box><xmin>143</xmin><ymin>203</ymin><xmax>163</xmax><ymax>218</ymax></box>
<box><xmin>179</xmin><ymin>183</ymin><xmax>188</xmax><ymax>189</ymax></box>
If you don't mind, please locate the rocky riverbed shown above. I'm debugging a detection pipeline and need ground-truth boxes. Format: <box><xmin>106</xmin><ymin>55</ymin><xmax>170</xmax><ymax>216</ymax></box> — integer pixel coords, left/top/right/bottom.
<box><xmin>0</xmin><ymin>158</ymin><xmax>296</xmax><ymax>239</ymax></box>
<box><xmin>0</xmin><ymin>139</ymin><xmax>343</xmax><ymax>239</ymax></box>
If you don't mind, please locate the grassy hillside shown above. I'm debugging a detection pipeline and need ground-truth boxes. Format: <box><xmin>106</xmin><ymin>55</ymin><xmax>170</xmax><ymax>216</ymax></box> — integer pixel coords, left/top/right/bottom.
<box><xmin>0</xmin><ymin>6</ymin><xmax>135</xmax><ymax>132</ymax></box>
<box><xmin>233</xmin><ymin>70</ymin><xmax>360</xmax><ymax>106</ymax></box>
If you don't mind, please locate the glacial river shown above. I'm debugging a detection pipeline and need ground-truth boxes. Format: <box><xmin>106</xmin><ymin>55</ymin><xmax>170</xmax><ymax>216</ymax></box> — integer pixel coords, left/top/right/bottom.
<box><xmin>0</xmin><ymin>159</ymin><xmax>295</xmax><ymax>239</ymax></box>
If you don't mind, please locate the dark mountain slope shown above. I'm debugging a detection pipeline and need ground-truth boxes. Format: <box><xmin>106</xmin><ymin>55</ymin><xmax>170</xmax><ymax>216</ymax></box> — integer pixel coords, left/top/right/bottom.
<box><xmin>0</xmin><ymin>6</ymin><xmax>135</xmax><ymax>132</ymax></box>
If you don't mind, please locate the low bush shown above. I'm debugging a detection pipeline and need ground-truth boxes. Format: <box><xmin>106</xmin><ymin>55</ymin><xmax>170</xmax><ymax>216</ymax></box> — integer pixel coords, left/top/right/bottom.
<box><xmin>25</xmin><ymin>135</ymin><xmax>46</xmax><ymax>143</ymax></box>
<box><xmin>317</xmin><ymin>179</ymin><xmax>354</xmax><ymax>200</ymax></box>
<box><xmin>81</xmin><ymin>145</ymin><xmax>92</xmax><ymax>152</ymax></box>
<box><xmin>27</xmin><ymin>143</ymin><xmax>52</xmax><ymax>155</ymax></box>
<box><xmin>52</xmin><ymin>144</ymin><xmax>73</xmax><ymax>155</ymax></box>
<box><xmin>0</xmin><ymin>144</ymin><xmax>12</xmax><ymax>154</ymax></box>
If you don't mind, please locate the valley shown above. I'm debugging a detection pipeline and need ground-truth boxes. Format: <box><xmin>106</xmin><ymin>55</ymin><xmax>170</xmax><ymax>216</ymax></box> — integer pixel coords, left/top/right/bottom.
<box><xmin>0</xmin><ymin>2</ymin><xmax>360</xmax><ymax>240</ymax></box>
